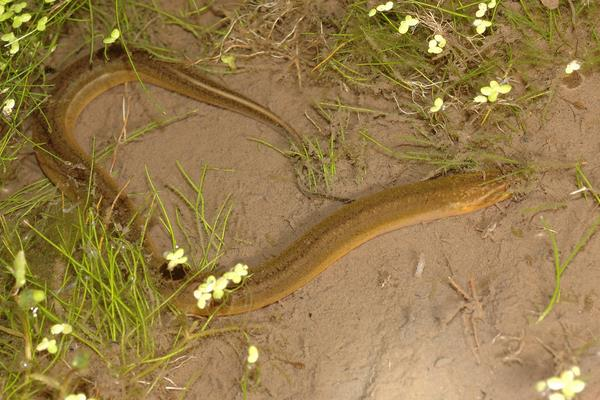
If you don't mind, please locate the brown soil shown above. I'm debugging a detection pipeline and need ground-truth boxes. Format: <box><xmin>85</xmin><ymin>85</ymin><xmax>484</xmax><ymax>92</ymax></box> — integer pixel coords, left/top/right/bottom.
<box><xmin>7</xmin><ymin>4</ymin><xmax>600</xmax><ymax>400</ymax></box>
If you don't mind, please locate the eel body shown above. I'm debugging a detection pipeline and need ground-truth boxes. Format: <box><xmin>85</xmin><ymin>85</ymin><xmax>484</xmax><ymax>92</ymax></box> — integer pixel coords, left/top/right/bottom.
<box><xmin>32</xmin><ymin>47</ymin><xmax>511</xmax><ymax>317</ymax></box>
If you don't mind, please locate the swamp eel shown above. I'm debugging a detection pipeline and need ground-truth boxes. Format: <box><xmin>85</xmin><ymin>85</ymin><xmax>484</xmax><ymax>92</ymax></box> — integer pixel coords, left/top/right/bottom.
<box><xmin>32</xmin><ymin>46</ymin><xmax>512</xmax><ymax>316</ymax></box>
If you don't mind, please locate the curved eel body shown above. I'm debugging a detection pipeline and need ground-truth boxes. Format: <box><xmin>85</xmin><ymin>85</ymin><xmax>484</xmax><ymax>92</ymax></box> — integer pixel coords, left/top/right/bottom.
<box><xmin>33</xmin><ymin>46</ymin><xmax>511</xmax><ymax>317</ymax></box>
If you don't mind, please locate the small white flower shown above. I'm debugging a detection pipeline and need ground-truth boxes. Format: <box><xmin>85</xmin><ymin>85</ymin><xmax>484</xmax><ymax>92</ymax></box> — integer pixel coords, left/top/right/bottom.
<box><xmin>193</xmin><ymin>263</ymin><xmax>250</xmax><ymax>308</ymax></box>
<box><xmin>429</xmin><ymin>97</ymin><xmax>444</xmax><ymax>113</ymax></box>
<box><xmin>475</xmin><ymin>80</ymin><xmax>512</xmax><ymax>103</ymax></box>
<box><xmin>194</xmin><ymin>275</ymin><xmax>217</xmax><ymax>297</ymax></box>
<box><xmin>64</xmin><ymin>394</ymin><xmax>88</xmax><ymax>400</ymax></box>
<box><xmin>195</xmin><ymin>292</ymin><xmax>212</xmax><ymax>309</ymax></box>
<box><xmin>536</xmin><ymin>366</ymin><xmax>585</xmax><ymax>400</ymax></box>
<box><xmin>50</xmin><ymin>323</ymin><xmax>73</xmax><ymax>335</ymax></box>
<box><xmin>473</xmin><ymin>19</ymin><xmax>492</xmax><ymax>35</ymax></box>
<box><xmin>36</xmin><ymin>337</ymin><xmax>57</xmax><ymax>354</ymax></box>
<box><xmin>482</xmin><ymin>80</ymin><xmax>512</xmax><ymax>102</ymax></box>
<box><xmin>103</xmin><ymin>28</ymin><xmax>120</xmax><ymax>44</ymax></box>
<box><xmin>555</xmin><ymin>368</ymin><xmax>585</xmax><ymax>398</ymax></box>
<box><xmin>565</xmin><ymin>60</ymin><xmax>581</xmax><ymax>74</ymax></box>
<box><xmin>427</xmin><ymin>40</ymin><xmax>440</xmax><ymax>54</ymax></box>
<box><xmin>224</xmin><ymin>263</ymin><xmax>249</xmax><ymax>283</ymax></box>
<box><xmin>547</xmin><ymin>376</ymin><xmax>566</xmax><ymax>390</ymax></box>
<box><xmin>487</xmin><ymin>0</ymin><xmax>497</xmax><ymax>8</ymax></box>
<box><xmin>203</xmin><ymin>275</ymin><xmax>217</xmax><ymax>291</ymax></box>
<box><xmin>376</xmin><ymin>1</ymin><xmax>393</xmax><ymax>12</ymax></box>
<box><xmin>475</xmin><ymin>3</ymin><xmax>488</xmax><ymax>18</ymax></box>
<box><xmin>247</xmin><ymin>345</ymin><xmax>259</xmax><ymax>364</ymax></box>
<box><xmin>222</xmin><ymin>271</ymin><xmax>239</xmax><ymax>283</ymax></box>
<box><xmin>435</xmin><ymin>34</ymin><xmax>446</xmax><ymax>48</ymax></box>
<box><xmin>163</xmin><ymin>247</ymin><xmax>188</xmax><ymax>271</ymax></box>
<box><xmin>233</xmin><ymin>263</ymin><xmax>249</xmax><ymax>277</ymax></box>
<box><xmin>212</xmin><ymin>276</ymin><xmax>229</xmax><ymax>300</ymax></box>
<box><xmin>398</xmin><ymin>15</ymin><xmax>419</xmax><ymax>34</ymax></box>
<box><xmin>2</xmin><ymin>98</ymin><xmax>15</xmax><ymax>116</ymax></box>
<box><xmin>220</xmin><ymin>54</ymin><xmax>236</xmax><ymax>70</ymax></box>
<box><xmin>427</xmin><ymin>34</ymin><xmax>446</xmax><ymax>54</ymax></box>
<box><xmin>368</xmin><ymin>1</ymin><xmax>393</xmax><ymax>17</ymax></box>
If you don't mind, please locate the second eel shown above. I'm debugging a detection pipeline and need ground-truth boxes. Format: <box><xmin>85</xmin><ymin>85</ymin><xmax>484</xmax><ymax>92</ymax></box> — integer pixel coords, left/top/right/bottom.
<box><xmin>32</xmin><ymin>46</ymin><xmax>512</xmax><ymax>317</ymax></box>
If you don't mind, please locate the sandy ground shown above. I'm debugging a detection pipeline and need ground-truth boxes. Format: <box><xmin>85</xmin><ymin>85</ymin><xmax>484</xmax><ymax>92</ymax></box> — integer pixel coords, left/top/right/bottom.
<box><xmin>65</xmin><ymin>62</ymin><xmax>600</xmax><ymax>400</ymax></box>
<box><xmin>6</xmin><ymin>4</ymin><xmax>600</xmax><ymax>399</ymax></box>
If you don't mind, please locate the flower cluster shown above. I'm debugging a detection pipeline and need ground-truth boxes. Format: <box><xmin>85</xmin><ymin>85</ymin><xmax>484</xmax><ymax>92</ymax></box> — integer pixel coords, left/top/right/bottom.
<box><xmin>536</xmin><ymin>366</ymin><xmax>586</xmax><ymax>400</ymax></box>
<box><xmin>565</xmin><ymin>60</ymin><xmax>581</xmax><ymax>75</ymax></box>
<box><xmin>247</xmin><ymin>345</ymin><xmax>259</xmax><ymax>364</ymax></box>
<box><xmin>398</xmin><ymin>15</ymin><xmax>418</xmax><ymax>34</ymax></box>
<box><xmin>368</xmin><ymin>1</ymin><xmax>393</xmax><ymax>17</ymax></box>
<box><xmin>193</xmin><ymin>263</ymin><xmax>249</xmax><ymax>309</ymax></box>
<box><xmin>366</xmin><ymin>2</ymin><xmax>420</xmax><ymax>35</ymax></box>
<box><xmin>363</xmin><ymin>1</ymin><xmax>514</xmax><ymax>116</ymax></box>
<box><xmin>473</xmin><ymin>0</ymin><xmax>496</xmax><ymax>34</ymax></box>
<box><xmin>2</xmin><ymin>97</ymin><xmax>14</xmax><ymax>116</ymax></box>
<box><xmin>427</xmin><ymin>34</ymin><xmax>446</xmax><ymax>54</ymax></box>
<box><xmin>103</xmin><ymin>28</ymin><xmax>120</xmax><ymax>44</ymax></box>
<box><xmin>429</xmin><ymin>97</ymin><xmax>444</xmax><ymax>113</ymax></box>
<box><xmin>36</xmin><ymin>323</ymin><xmax>73</xmax><ymax>355</ymax></box>
<box><xmin>163</xmin><ymin>247</ymin><xmax>188</xmax><ymax>271</ymax></box>
<box><xmin>474</xmin><ymin>80</ymin><xmax>512</xmax><ymax>103</ymax></box>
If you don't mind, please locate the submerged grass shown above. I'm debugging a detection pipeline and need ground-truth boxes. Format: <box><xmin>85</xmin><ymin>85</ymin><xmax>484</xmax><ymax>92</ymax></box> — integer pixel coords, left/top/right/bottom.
<box><xmin>537</xmin><ymin>166</ymin><xmax>600</xmax><ymax>322</ymax></box>
<box><xmin>0</xmin><ymin>161</ymin><xmax>235</xmax><ymax>398</ymax></box>
<box><xmin>0</xmin><ymin>2</ymin><xmax>238</xmax><ymax>397</ymax></box>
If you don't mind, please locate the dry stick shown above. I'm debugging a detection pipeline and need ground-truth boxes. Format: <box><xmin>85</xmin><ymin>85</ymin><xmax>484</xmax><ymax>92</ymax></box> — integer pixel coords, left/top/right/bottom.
<box><xmin>462</xmin><ymin>312</ymin><xmax>481</xmax><ymax>365</ymax></box>
<box><xmin>448</xmin><ymin>275</ymin><xmax>471</xmax><ymax>301</ymax></box>
<box><xmin>110</xmin><ymin>83</ymin><xmax>131</xmax><ymax>174</ymax></box>
<box><xmin>106</xmin><ymin>180</ymin><xmax>131</xmax><ymax>224</ymax></box>
<box><xmin>469</xmin><ymin>278</ymin><xmax>483</xmax><ymax>351</ymax></box>
<box><xmin>448</xmin><ymin>275</ymin><xmax>484</xmax><ymax>364</ymax></box>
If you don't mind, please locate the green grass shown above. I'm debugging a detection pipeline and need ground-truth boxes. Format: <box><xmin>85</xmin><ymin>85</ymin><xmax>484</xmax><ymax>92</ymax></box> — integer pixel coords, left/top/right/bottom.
<box><xmin>310</xmin><ymin>1</ymin><xmax>600</xmax><ymax>175</ymax></box>
<box><xmin>537</xmin><ymin>165</ymin><xmax>600</xmax><ymax>322</ymax></box>
<box><xmin>0</xmin><ymin>162</ymin><xmax>239</xmax><ymax>398</ymax></box>
<box><xmin>0</xmin><ymin>1</ymin><xmax>250</xmax><ymax>396</ymax></box>
<box><xmin>2</xmin><ymin>0</ymin><xmax>600</xmax><ymax>398</ymax></box>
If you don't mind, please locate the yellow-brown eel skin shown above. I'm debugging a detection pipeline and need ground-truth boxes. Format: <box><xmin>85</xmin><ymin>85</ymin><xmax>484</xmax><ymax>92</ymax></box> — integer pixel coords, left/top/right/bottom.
<box><xmin>32</xmin><ymin>46</ymin><xmax>512</xmax><ymax>317</ymax></box>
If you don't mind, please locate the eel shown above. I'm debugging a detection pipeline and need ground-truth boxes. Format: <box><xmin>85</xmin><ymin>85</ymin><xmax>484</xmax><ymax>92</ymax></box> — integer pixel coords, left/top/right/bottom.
<box><xmin>32</xmin><ymin>46</ymin><xmax>512</xmax><ymax>317</ymax></box>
